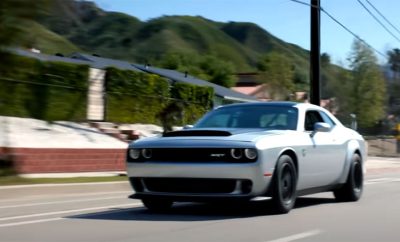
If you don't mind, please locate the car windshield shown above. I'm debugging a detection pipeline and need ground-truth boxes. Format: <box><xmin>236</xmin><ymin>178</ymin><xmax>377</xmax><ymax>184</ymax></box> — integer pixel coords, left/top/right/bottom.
<box><xmin>194</xmin><ymin>105</ymin><xmax>298</xmax><ymax>130</ymax></box>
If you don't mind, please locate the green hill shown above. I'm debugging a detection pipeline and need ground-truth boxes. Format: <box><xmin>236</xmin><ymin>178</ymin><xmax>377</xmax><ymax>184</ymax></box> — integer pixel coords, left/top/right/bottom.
<box><xmin>16</xmin><ymin>21</ymin><xmax>79</xmax><ymax>54</ymax></box>
<box><xmin>33</xmin><ymin>0</ymin><xmax>311</xmax><ymax>73</ymax></box>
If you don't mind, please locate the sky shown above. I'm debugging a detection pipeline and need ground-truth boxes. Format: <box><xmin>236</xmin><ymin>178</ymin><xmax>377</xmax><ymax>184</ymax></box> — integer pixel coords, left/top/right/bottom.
<box><xmin>92</xmin><ymin>0</ymin><xmax>400</xmax><ymax>66</ymax></box>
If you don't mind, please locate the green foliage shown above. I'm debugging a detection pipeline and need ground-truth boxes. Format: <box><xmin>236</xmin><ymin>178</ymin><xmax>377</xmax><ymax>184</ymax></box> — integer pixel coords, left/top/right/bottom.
<box><xmin>105</xmin><ymin>67</ymin><xmax>170</xmax><ymax>123</ymax></box>
<box><xmin>31</xmin><ymin>1</ymin><xmax>314</xmax><ymax>76</ymax></box>
<box><xmin>105</xmin><ymin>67</ymin><xmax>213</xmax><ymax>125</ymax></box>
<box><xmin>171</xmin><ymin>82</ymin><xmax>214</xmax><ymax>125</ymax></box>
<box><xmin>0</xmin><ymin>0</ymin><xmax>50</xmax><ymax>48</ymax></box>
<box><xmin>158</xmin><ymin>52</ymin><xmax>237</xmax><ymax>88</ymax></box>
<box><xmin>387</xmin><ymin>48</ymin><xmax>400</xmax><ymax>76</ymax></box>
<box><xmin>199</xmin><ymin>55</ymin><xmax>237</xmax><ymax>87</ymax></box>
<box><xmin>346</xmin><ymin>40</ymin><xmax>386</xmax><ymax>128</ymax></box>
<box><xmin>0</xmin><ymin>55</ymin><xmax>89</xmax><ymax>121</ymax></box>
<box><xmin>257</xmin><ymin>52</ymin><xmax>295</xmax><ymax>100</ymax></box>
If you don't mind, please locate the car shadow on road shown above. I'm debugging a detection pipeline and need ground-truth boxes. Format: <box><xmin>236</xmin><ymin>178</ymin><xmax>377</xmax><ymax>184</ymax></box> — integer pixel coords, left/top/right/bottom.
<box><xmin>67</xmin><ymin>196</ymin><xmax>336</xmax><ymax>222</ymax></box>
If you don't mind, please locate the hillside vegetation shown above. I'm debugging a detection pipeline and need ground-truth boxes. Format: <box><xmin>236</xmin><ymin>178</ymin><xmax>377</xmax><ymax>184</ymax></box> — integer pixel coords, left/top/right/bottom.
<box><xmin>2</xmin><ymin>0</ymin><xmax>391</xmax><ymax>130</ymax></box>
<box><xmin>34</xmin><ymin>0</ymin><xmax>311</xmax><ymax>73</ymax></box>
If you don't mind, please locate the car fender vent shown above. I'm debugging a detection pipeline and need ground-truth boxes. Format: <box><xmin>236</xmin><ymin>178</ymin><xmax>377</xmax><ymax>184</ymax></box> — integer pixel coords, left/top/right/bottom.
<box><xmin>163</xmin><ymin>130</ymin><xmax>232</xmax><ymax>137</ymax></box>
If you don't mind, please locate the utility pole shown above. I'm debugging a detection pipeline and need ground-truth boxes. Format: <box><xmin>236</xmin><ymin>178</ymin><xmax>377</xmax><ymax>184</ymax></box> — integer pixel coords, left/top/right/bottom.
<box><xmin>310</xmin><ymin>0</ymin><xmax>321</xmax><ymax>105</ymax></box>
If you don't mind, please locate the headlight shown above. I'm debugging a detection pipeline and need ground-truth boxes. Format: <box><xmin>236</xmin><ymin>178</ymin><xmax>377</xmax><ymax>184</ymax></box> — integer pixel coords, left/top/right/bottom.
<box><xmin>244</xmin><ymin>148</ymin><xmax>258</xmax><ymax>160</ymax></box>
<box><xmin>142</xmin><ymin>148</ymin><xmax>152</xmax><ymax>159</ymax></box>
<box><xmin>231</xmin><ymin>148</ymin><xmax>243</xmax><ymax>159</ymax></box>
<box><xmin>129</xmin><ymin>149</ymin><xmax>140</xmax><ymax>159</ymax></box>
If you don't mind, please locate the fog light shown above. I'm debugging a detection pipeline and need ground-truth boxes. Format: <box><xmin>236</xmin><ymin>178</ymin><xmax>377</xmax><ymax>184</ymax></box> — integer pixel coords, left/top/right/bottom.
<box><xmin>244</xmin><ymin>148</ymin><xmax>257</xmax><ymax>160</ymax></box>
<box><xmin>129</xmin><ymin>149</ymin><xmax>140</xmax><ymax>159</ymax></box>
<box><xmin>241</xmin><ymin>180</ymin><xmax>252</xmax><ymax>194</ymax></box>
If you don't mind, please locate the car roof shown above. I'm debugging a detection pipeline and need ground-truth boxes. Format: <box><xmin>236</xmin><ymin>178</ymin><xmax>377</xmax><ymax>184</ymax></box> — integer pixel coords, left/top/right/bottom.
<box><xmin>217</xmin><ymin>101</ymin><xmax>319</xmax><ymax>109</ymax></box>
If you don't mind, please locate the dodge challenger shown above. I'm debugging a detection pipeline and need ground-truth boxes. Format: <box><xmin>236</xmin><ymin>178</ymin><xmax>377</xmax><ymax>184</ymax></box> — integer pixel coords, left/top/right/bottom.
<box><xmin>126</xmin><ymin>102</ymin><xmax>366</xmax><ymax>213</ymax></box>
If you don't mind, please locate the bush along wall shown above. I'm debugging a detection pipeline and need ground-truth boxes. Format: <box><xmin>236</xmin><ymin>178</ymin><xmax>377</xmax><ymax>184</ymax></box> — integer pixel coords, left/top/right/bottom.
<box><xmin>105</xmin><ymin>67</ymin><xmax>214</xmax><ymax>125</ymax></box>
<box><xmin>0</xmin><ymin>55</ymin><xmax>89</xmax><ymax>121</ymax></box>
<box><xmin>105</xmin><ymin>67</ymin><xmax>170</xmax><ymax>123</ymax></box>
<box><xmin>170</xmin><ymin>82</ymin><xmax>214</xmax><ymax>125</ymax></box>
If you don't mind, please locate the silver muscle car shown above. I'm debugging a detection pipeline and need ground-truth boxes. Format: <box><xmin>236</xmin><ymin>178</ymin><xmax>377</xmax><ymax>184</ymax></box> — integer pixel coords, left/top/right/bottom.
<box><xmin>126</xmin><ymin>102</ymin><xmax>366</xmax><ymax>213</ymax></box>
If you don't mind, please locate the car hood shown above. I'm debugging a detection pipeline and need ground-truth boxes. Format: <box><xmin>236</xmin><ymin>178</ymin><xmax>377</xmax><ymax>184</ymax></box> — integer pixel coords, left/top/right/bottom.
<box><xmin>131</xmin><ymin>128</ymin><xmax>294</xmax><ymax>148</ymax></box>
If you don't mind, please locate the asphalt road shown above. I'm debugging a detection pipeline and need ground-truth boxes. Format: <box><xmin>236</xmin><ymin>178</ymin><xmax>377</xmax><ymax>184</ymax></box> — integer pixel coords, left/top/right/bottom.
<box><xmin>1</xmin><ymin>167</ymin><xmax>400</xmax><ymax>242</ymax></box>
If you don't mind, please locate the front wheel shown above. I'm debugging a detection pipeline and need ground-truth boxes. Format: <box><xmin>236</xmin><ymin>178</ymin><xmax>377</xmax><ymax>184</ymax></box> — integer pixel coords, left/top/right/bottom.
<box><xmin>333</xmin><ymin>153</ymin><xmax>363</xmax><ymax>202</ymax></box>
<box><xmin>142</xmin><ymin>198</ymin><xmax>173</xmax><ymax>212</ymax></box>
<box><xmin>271</xmin><ymin>155</ymin><xmax>297</xmax><ymax>214</ymax></box>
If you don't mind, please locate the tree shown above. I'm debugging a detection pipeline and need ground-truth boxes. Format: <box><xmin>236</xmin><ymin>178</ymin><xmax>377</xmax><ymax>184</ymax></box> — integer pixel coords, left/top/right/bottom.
<box><xmin>158</xmin><ymin>52</ymin><xmax>237</xmax><ymax>88</ymax></box>
<box><xmin>257</xmin><ymin>52</ymin><xmax>295</xmax><ymax>100</ymax></box>
<box><xmin>387</xmin><ymin>48</ymin><xmax>400</xmax><ymax>80</ymax></box>
<box><xmin>321</xmin><ymin>52</ymin><xmax>331</xmax><ymax>68</ymax></box>
<box><xmin>199</xmin><ymin>55</ymin><xmax>236</xmax><ymax>88</ymax></box>
<box><xmin>347</xmin><ymin>39</ymin><xmax>386</xmax><ymax>128</ymax></box>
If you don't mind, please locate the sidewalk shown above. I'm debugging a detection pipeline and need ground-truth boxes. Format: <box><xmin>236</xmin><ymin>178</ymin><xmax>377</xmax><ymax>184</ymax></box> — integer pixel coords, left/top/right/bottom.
<box><xmin>366</xmin><ymin>156</ymin><xmax>400</xmax><ymax>174</ymax></box>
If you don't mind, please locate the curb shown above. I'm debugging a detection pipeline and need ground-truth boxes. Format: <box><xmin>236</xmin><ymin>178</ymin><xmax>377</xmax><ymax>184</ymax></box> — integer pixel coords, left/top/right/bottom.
<box><xmin>19</xmin><ymin>171</ymin><xmax>127</xmax><ymax>179</ymax></box>
<box><xmin>0</xmin><ymin>181</ymin><xmax>129</xmax><ymax>190</ymax></box>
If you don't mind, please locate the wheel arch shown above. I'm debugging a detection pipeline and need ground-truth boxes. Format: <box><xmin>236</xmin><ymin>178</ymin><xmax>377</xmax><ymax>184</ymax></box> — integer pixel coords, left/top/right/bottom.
<box><xmin>338</xmin><ymin>140</ymin><xmax>364</xmax><ymax>184</ymax></box>
<box><xmin>264</xmin><ymin>148</ymin><xmax>299</xmax><ymax>197</ymax></box>
<box><xmin>279</xmin><ymin>148</ymin><xmax>299</xmax><ymax>178</ymax></box>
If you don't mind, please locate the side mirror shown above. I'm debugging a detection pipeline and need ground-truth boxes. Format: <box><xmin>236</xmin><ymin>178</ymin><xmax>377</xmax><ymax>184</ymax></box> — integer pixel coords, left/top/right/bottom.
<box><xmin>314</xmin><ymin>122</ymin><xmax>331</xmax><ymax>132</ymax></box>
<box><xmin>183</xmin><ymin>125</ymin><xmax>193</xmax><ymax>130</ymax></box>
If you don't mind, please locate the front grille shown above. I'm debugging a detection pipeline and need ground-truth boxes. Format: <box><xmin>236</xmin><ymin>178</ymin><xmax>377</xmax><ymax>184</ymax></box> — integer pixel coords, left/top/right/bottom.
<box><xmin>127</xmin><ymin>148</ymin><xmax>256</xmax><ymax>163</ymax></box>
<box><xmin>153</xmin><ymin>148</ymin><xmax>231</xmax><ymax>162</ymax></box>
<box><xmin>142</xmin><ymin>178</ymin><xmax>237</xmax><ymax>194</ymax></box>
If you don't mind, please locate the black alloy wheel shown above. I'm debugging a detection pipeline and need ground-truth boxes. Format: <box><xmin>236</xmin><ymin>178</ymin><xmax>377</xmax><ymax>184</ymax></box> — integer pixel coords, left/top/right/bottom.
<box><xmin>272</xmin><ymin>155</ymin><xmax>297</xmax><ymax>214</ymax></box>
<box><xmin>333</xmin><ymin>153</ymin><xmax>363</xmax><ymax>202</ymax></box>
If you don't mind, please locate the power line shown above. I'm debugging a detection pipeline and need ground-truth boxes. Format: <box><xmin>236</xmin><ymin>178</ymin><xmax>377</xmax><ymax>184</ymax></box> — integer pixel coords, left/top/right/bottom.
<box><xmin>365</xmin><ymin>0</ymin><xmax>400</xmax><ymax>37</ymax></box>
<box><xmin>288</xmin><ymin>0</ymin><xmax>387</xmax><ymax>59</ymax></box>
<box><xmin>356</xmin><ymin>0</ymin><xmax>400</xmax><ymax>44</ymax></box>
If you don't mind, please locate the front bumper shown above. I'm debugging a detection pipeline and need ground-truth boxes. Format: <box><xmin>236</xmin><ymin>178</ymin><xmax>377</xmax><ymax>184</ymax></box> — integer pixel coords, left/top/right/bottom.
<box><xmin>126</xmin><ymin>161</ymin><xmax>272</xmax><ymax>199</ymax></box>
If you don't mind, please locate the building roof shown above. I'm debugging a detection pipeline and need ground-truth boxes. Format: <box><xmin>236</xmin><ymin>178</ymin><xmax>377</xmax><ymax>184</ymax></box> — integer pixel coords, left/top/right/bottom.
<box><xmin>132</xmin><ymin>64</ymin><xmax>258</xmax><ymax>103</ymax></box>
<box><xmin>69</xmin><ymin>53</ymin><xmax>143</xmax><ymax>72</ymax></box>
<box><xmin>12</xmin><ymin>48</ymin><xmax>92</xmax><ymax>66</ymax></box>
<box><xmin>12</xmin><ymin>49</ymin><xmax>256</xmax><ymax>102</ymax></box>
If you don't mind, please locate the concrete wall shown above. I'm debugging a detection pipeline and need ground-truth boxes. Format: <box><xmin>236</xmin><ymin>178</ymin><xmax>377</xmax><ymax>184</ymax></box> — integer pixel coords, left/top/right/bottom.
<box><xmin>87</xmin><ymin>68</ymin><xmax>105</xmax><ymax>121</ymax></box>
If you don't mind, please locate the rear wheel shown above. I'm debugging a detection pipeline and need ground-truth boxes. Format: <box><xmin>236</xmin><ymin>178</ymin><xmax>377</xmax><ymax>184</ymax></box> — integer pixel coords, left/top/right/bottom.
<box><xmin>142</xmin><ymin>198</ymin><xmax>173</xmax><ymax>212</ymax></box>
<box><xmin>271</xmin><ymin>155</ymin><xmax>297</xmax><ymax>214</ymax></box>
<box><xmin>333</xmin><ymin>153</ymin><xmax>363</xmax><ymax>202</ymax></box>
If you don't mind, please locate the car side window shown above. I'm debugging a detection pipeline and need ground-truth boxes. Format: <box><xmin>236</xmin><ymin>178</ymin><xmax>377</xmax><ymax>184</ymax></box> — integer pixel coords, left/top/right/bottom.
<box><xmin>304</xmin><ymin>110</ymin><xmax>324</xmax><ymax>131</ymax></box>
<box><xmin>319</xmin><ymin>111</ymin><xmax>336</xmax><ymax>127</ymax></box>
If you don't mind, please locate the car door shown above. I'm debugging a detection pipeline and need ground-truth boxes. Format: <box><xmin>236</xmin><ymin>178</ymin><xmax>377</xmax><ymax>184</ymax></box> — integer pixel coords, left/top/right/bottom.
<box><xmin>299</xmin><ymin>110</ymin><xmax>346</xmax><ymax>189</ymax></box>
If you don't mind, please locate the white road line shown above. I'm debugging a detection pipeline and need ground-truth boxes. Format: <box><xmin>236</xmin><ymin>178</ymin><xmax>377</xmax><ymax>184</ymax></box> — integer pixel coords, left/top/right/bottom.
<box><xmin>365</xmin><ymin>178</ymin><xmax>400</xmax><ymax>185</ymax></box>
<box><xmin>0</xmin><ymin>191</ymin><xmax>130</xmax><ymax>203</ymax></box>
<box><xmin>265</xmin><ymin>229</ymin><xmax>322</xmax><ymax>242</ymax></box>
<box><xmin>0</xmin><ymin>196</ymin><xmax>125</xmax><ymax>209</ymax></box>
<box><xmin>0</xmin><ymin>202</ymin><xmax>142</xmax><ymax>222</ymax></box>
<box><xmin>0</xmin><ymin>181</ymin><xmax>128</xmax><ymax>190</ymax></box>
<box><xmin>0</xmin><ymin>217</ymin><xmax>64</xmax><ymax>228</ymax></box>
<box><xmin>0</xmin><ymin>207</ymin><xmax>140</xmax><ymax>228</ymax></box>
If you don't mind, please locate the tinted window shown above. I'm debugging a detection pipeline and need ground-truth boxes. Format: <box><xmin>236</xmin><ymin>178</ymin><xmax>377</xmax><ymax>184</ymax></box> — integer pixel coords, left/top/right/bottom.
<box><xmin>319</xmin><ymin>111</ymin><xmax>336</xmax><ymax>127</ymax></box>
<box><xmin>304</xmin><ymin>110</ymin><xmax>324</xmax><ymax>131</ymax></box>
<box><xmin>195</xmin><ymin>105</ymin><xmax>298</xmax><ymax>130</ymax></box>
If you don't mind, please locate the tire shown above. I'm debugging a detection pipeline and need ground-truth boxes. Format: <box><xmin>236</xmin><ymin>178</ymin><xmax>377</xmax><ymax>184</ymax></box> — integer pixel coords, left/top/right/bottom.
<box><xmin>333</xmin><ymin>153</ymin><xmax>363</xmax><ymax>202</ymax></box>
<box><xmin>142</xmin><ymin>198</ymin><xmax>173</xmax><ymax>212</ymax></box>
<box><xmin>271</xmin><ymin>155</ymin><xmax>297</xmax><ymax>214</ymax></box>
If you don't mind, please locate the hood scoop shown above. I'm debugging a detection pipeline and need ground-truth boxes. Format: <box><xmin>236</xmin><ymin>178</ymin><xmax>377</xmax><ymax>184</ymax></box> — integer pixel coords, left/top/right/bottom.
<box><xmin>163</xmin><ymin>130</ymin><xmax>232</xmax><ymax>137</ymax></box>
